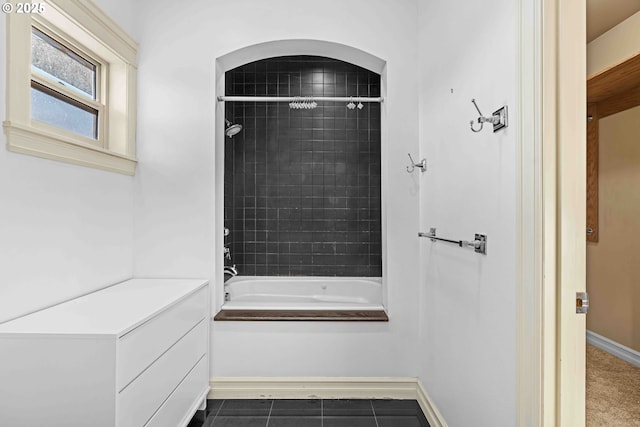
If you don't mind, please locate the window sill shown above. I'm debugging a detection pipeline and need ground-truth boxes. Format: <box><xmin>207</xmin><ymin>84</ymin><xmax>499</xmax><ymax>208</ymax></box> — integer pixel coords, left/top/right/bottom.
<box><xmin>3</xmin><ymin>120</ymin><xmax>137</xmax><ymax>175</ymax></box>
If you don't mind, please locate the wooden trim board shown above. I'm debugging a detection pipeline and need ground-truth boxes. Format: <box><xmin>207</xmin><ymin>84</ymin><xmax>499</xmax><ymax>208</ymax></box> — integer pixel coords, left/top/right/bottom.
<box><xmin>213</xmin><ymin>309</ymin><xmax>389</xmax><ymax>321</ymax></box>
<box><xmin>587</xmin><ymin>53</ymin><xmax>640</xmax><ymax>103</ymax></box>
<box><xmin>587</xmin><ymin>52</ymin><xmax>640</xmax><ymax>119</ymax></box>
<box><xmin>597</xmin><ymin>84</ymin><xmax>640</xmax><ymax>119</ymax></box>
<box><xmin>585</xmin><ymin>53</ymin><xmax>640</xmax><ymax>244</ymax></box>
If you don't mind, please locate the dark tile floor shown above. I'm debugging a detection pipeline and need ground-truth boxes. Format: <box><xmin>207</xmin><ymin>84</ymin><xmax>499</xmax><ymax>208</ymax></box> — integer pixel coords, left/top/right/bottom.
<box><xmin>188</xmin><ymin>399</ymin><xmax>430</xmax><ymax>427</ymax></box>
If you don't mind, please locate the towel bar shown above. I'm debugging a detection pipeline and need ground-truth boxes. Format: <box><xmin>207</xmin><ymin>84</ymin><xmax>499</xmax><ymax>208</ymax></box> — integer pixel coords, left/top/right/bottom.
<box><xmin>418</xmin><ymin>227</ymin><xmax>487</xmax><ymax>255</ymax></box>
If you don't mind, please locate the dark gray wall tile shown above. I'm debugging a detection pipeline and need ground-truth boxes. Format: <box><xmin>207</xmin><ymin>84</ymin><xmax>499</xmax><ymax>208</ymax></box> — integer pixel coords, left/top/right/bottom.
<box><xmin>224</xmin><ymin>56</ymin><xmax>382</xmax><ymax>277</ymax></box>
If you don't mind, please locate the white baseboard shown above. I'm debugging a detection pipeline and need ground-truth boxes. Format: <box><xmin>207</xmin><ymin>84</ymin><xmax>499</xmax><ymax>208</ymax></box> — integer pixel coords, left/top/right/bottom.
<box><xmin>209</xmin><ymin>377</ymin><xmax>447</xmax><ymax>427</ymax></box>
<box><xmin>587</xmin><ymin>330</ymin><xmax>640</xmax><ymax>368</ymax></box>
<box><xmin>416</xmin><ymin>380</ymin><xmax>447</xmax><ymax>427</ymax></box>
<box><xmin>209</xmin><ymin>377</ymin><xmax>417</xmax><ymax>400</ymax></box>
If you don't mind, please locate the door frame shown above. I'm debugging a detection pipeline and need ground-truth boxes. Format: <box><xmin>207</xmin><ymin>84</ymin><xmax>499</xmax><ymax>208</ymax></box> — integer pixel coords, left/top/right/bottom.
<box><xmin>518</xmin><ymin>0</ymin><xmax>586</xmax><ymax>425</ymax></box>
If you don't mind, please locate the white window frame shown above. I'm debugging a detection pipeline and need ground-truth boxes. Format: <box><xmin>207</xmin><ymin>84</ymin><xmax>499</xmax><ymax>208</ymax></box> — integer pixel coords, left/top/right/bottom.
<box><xmin>3</xmin><ymin>0</ymin><xmax>138</xmax><ymax>175</ymax></box>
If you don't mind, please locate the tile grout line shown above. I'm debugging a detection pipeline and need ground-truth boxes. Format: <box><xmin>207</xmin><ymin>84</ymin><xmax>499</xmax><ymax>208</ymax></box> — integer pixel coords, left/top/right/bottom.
<box><xmin>321</xmin><ymin>399</ymin><xmax>324</xmax><ymax>427</ymax></box>
<box><xmin>210</xmin><ymin>399</ymin><xmax>225</xmax><ymax>427</ymax></box>
<box><xmin>370</xmin><ymin>400</ymin><xmax>380</xmax><ymax>427</ymax></box>
<box><xmin>265</xmin><ymin>400</ymin><xmax>274</xmax><ymax>427</ymax></box>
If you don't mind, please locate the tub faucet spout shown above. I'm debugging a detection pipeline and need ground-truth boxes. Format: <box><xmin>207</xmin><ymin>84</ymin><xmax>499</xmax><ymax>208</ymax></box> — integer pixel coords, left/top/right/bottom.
<box><xmin>224</xmin><ymin>265</ymin><xmax>238</xmax><ymax>277</ymax></box>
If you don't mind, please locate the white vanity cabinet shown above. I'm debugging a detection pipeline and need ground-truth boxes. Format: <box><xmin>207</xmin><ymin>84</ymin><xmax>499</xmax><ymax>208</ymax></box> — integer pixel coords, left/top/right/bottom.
<box><xmin>0</xmin><ymin>278</ymin><xmax>210</xmax><ymax>427</ymax></box>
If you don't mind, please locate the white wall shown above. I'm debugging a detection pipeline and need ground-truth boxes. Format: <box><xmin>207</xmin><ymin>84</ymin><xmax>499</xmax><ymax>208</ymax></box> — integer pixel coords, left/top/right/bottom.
<box><xmin>132</xmin><ymin>0</ymin><xmax>422</xmax><ymax>377</ymax></box>
<box><xmin>417</xmin><ymin>1</ymin><xmax>517</xmax><ymax>425</ymax></box>
<box><xmin>586</xmin><ymin>14</ymin><xmax>640</xmax><ymax>353</ymax></box>
<box><xmin>90</xmin><ymin>0</ymin><xmax>136</xmax><ymax>38</ymax></box>
<box><xmin>0</xmin><ymin>0</ymin><xmax>135</xmax><ymax>324</ymax></box>
<box><xmin>0</xmin><ymin>0</ymin><xmax>523</xmax><ymax>420</ymax></box>
<box><xmin>587</xmin><ymin>10</ymin><xmax>640</xmax><ymax>77</ymax></box>
<box><xmin>587</xmin><ymin>106</ymin><xmax>640</xmax><ymax>352</ymax></box>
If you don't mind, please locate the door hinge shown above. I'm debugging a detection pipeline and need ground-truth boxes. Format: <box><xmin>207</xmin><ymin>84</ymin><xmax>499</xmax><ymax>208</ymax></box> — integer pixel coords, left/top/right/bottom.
<box><xmin>576</xmin><ymin>292</ymin><xmax>589</xmax><ymax>314</ymax></box>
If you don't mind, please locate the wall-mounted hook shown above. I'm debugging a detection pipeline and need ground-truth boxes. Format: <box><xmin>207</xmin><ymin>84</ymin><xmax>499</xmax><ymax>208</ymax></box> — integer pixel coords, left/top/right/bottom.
<box><xmin>470</xmin><ymin>99</ymin><xmax>508</xmax><ymax>133</ymax></box>
<box><xmin>406</xmin><ymin>153</ymin><xmax>427</xmax><ymax>173</ymax></box>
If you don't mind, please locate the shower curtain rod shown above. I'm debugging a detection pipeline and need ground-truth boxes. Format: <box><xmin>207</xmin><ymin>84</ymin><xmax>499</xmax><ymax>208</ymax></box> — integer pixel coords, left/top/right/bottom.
<box><xmin>217</xmin><ymin>95</ymin><xmax>384</xmax><ymax>103</ymax></box>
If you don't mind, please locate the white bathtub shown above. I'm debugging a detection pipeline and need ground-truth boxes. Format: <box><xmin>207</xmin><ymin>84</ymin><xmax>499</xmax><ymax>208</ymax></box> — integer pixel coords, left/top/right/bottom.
<box><xmin>222</xmin><ymin>276</ymin><xmax>383</xmax><ymax>310</ymax></box>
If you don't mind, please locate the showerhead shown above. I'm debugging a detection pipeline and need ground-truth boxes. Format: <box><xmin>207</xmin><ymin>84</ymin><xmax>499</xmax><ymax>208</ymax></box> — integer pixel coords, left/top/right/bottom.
<box><xmin>225</xmin><ymin>119</ymin><xmax>243</xmax><ymax>138</ymax></box>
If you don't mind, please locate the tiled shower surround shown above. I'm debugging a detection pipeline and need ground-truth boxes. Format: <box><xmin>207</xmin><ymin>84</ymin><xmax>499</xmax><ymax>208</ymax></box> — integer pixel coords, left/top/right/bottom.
<box><xmin>224</xmin><ymin>56</ymin><xmax>381</xmax><ymax>277</ymax></box>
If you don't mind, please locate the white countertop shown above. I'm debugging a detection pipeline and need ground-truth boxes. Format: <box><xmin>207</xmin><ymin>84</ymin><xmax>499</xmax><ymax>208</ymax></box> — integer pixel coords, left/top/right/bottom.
<box><xmin>0</xmin><ymin>278</ymin><xmax>208</xmax><ymax>337</ymax></box>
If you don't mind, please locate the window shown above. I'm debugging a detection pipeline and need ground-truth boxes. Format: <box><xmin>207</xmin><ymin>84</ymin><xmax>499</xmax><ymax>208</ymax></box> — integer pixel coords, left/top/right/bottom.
<box><xmin>31</xmin><ymin>27</ymin><xmax>100</xmax><ymax>140</ymax></box>
<box><xmin>3</xmin><ymin>0</ymin><xmax>138</xmax><ymax>175</ymax></box>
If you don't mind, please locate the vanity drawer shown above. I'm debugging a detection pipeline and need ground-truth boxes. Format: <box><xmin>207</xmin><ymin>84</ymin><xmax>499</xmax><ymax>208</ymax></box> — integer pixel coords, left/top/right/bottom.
<box><xmin>144</xmin><ymin>355</ymin><xmax>208</xmax><ymax>427</ymax></box>
<box><xmin>117</xmin><ymin>319</ymin><xmax>207</xmax><ymax>427</ymax></box>
<box><xmin>117</xmin><ymin>286</ymin><xmax>207</xmax><ymax>390</ymax></box>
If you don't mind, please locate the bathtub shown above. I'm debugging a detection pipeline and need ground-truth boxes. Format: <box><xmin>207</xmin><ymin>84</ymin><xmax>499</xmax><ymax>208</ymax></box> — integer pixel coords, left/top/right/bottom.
<box><xmin>222</xmin><ymin>276</ymin><xmax>383</xmax><ymax>311</ymax></box>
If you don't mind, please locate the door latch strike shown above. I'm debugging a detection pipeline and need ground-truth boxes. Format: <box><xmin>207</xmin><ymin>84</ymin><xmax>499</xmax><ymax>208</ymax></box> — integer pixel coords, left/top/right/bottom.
<box><xmin>576</xmin><ymin>292</ymin><xmax>589</xmax><ymax>314</ymax></box>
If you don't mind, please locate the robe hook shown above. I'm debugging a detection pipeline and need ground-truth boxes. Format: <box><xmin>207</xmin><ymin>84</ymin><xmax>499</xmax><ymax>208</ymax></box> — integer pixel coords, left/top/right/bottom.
<box><xmin>470</xmin><ymin>99</ymin><xmax>485</xmax><ymax>132</ymax></box>
<box><xmin>470</xmin><ymin>99</ymin><xmax>508</xmax><ymax>133</ymax></box>
<box><xmin>406</xmin><ymin>153</ymin><xmax>427</xmax><ymax>173</ymax></box>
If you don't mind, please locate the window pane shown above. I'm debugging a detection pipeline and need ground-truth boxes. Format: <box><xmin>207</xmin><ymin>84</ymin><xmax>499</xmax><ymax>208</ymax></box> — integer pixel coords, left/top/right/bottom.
<box><xmin>31</xmin><ymin>28</ymin><xmax>96</xmax><ymax>99</ymax></box>
<box><xmin>31</xmin><ymin>84</ymin><xmax>98</xmax><ymax>140</ymax></box>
